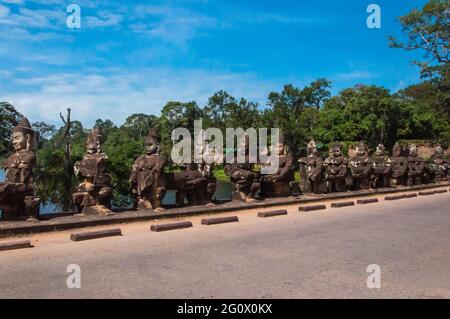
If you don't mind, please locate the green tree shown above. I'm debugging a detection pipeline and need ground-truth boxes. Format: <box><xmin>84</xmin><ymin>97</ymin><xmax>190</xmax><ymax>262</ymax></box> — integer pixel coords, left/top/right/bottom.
<box><xmin>389</xmin><ymin>0</ymin><xmax>449</xmax><ymax>79</ymax></box>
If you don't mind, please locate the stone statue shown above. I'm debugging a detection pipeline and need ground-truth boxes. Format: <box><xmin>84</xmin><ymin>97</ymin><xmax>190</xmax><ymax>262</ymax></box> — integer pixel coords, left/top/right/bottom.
<box><xmin>371</xmin><ymin>143</ymin><xmax>391</xmax><ymax>188</ymax></box>
<box><xmin>73</xmin><ymin>127</ymin><xmax>113</xmax><ymax>215</ymax></box>
<box><xmin>406</xmin><ymin>144</ymin><xmax>425</xmax><ymax>186</ymax></box>
<box><xmin>0</xmin><ymin>117</ymin><xmax>40</xmax><ymax>221</ymax></box>
<box><xmin>349</xmin><ymin>142</ymin><xmax>373</xmax><ymax>190</ymax></box>
<box><xmin>190</xmin><ymin>132</ymin><xmax>222</xmax><ymax>203</ymax></box>
<box><xmin>129</xmin><ymin>128</ymin><xmax>166</xmax><ymax>212</ymax></box>
<box><xmin>427</xmin><ymin>145</ymin><xmax>449</xmax><ymax>183</ymax></box>
<box><xmin>260</xmin><ymin>134</ymin><xmax>295</xmax><ymax>197</ymax></box>
<box><xmin>323</xmin><ymin>142</ymin><xmax>348</xmax><ymax>192</ymax></box>
<box><xmin>224</xmin><ymin>135</ymin><xmax>260</xmax><ymax>201</ymax></box>
<box><xmin>298</xmin><ymin>139</ymin><xmax>327</xmax><ymax>194</ymax></box>
<box><xmin>390</xmin><ymin>142</ymin><xmax>408</xmax><ymax>186</ymax></box>
<box><xmin>163</xmin><ymin>131</ymin><xmax>217</xmax><ymax>207</ymax></box>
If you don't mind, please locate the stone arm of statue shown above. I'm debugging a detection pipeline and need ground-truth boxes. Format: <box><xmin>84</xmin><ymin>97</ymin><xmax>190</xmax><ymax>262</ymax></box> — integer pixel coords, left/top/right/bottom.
<box><xmin>337</xmin><ymin>159</ymin><xmax>348</xmax><ymax>178</ymax></box>
<box><xmin>306</xmin><ymin>158</ymin><xmax>322</xmax><ymax>181</ymax></box>
<box><xmin>274</xmin><ymin>155</ymin><xmax>293</xmax><ymax>182</ymax></box>
<box><xmin>361</xmin><ymin>159</ymin><xmax>373</xmax><ymax>176</ymax></box>
<box><xmin>128</xmin><ymin>163</ymin><xmax>139</xmax><ymax>193</ymax></box>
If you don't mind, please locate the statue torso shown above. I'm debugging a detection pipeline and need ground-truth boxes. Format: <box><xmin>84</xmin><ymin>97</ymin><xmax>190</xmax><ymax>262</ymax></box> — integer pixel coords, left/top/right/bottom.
<box><xmin>349</xmin><ymin>156</ymin><xmax>372</xmax><ymax>174</ymax></box>
<box><xmin>3</xmin><ymin>150</ymin><xmax>36</xmax><ymax>184</ymax></box>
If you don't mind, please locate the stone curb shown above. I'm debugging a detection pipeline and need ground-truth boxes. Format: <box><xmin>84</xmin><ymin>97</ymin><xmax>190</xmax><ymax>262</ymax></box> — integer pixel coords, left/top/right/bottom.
<box><xmin>0</xmin><ymin>240</ymin><xmax>33</xmax><ymax>251</ymax></box>
<box><xmin>357</xmin><ymin>198</ymin><xmax>379</xmax><ymax>204</ymax></box>
<box><xmin>201</xmin><ymin>216</ymin><xmax>239</xmax><ymax>225</ymax></box>
<box><xmin>257</xmin><ymin>210</ymin><xmax>288</xmax><ymax>218</ymax></box>
<box><xmin>298</xmin><ymin>205</ymin><xmax>327</xmax><ymax>212</ymax></box>
<box><xmin>150</xmin><ymin>221</ymin><xmax>193</xmax><ymax>232</ymax></box>
<box><xmin>331</xmin><ymin>201</ymin><xmax>355</xmax><ymax>208</ymax></box>
<box><xmin>70</xmin><ymin>228</ymin><xmax>122</xmax><ymax>242</ymax></box>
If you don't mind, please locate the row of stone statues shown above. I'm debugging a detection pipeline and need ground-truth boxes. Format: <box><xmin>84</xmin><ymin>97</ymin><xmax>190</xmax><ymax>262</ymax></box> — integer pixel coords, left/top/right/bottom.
<box><xmin>1</xmin><ymin>118</ymin><xmax>449</xmax><ymax>220</ymax></box>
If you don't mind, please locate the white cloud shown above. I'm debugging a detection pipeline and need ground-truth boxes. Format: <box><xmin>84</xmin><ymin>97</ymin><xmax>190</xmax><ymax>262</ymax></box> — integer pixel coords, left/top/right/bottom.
<box><xmin>84</xmin><ymin>10</ymin><xmax>123</xmax><ymax>28</ymax></box>
<box><xmin>131</xmin><ymin>5</ymin><xmax>216</xmax><ymax>47</ymax></box>
<box><xmin>336</xmin><ymin>71</ymin><xmax>375</xmax><ymax>80</ymax></box>
<box><xmin>1</xmin><ymin>68</ymin><xmax>281</xmax><ymax>127</ymax></box>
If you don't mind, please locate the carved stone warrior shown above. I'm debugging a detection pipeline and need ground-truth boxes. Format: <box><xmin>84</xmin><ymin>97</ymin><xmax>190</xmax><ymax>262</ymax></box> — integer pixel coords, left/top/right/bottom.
<box><xmin>349</xmin><ymin>142</ymin><xmax>373</xmax><ymax>190</ymax></box>
<box><xmin>0</xmin><ymin>117</ymin><xmax>40</xmax><ymax>221</ymax></box>
<box><xmin>427</xmin><ymin>145</ymin><xmax>449</xmax><ymax>182</ymax></box>
<box><xmin>390</xmin><ymin>142</ymin><xmax>408</xmax><ymax>186</ymax></box>
<box><xmin>371</xmin><ymin>143</ymin><xmax>391</xmax><ymax>188</ymax></box>
<box><xmin>225</xmin><ymin>135</ymin><xmax>260</xmax><ymax>201</ymax></box>
<box><xmin>73</xmin><ymin>127</ymin><xmax>113</xmax><ymax>215</ymax></box>
<box><xmin>323</xmin><ymin>142</ymin><xmax>348</xmax><ymax>192</ymax></box>
<box><xmin>406</xmin><ymin>144</ymin><xmax>425</xmax><ymax>186</ymax></box>
<box><xmin>162</xmin><ymin>131</ymin><xmax>211</xmax><ymax>207</ymax></box>
<box><xmin>129</xmin><ymin>128</ymin><xmax>166</xmax><ymax>212</ymax></box>
<box><xmin>260</xmin><ymin>134</ymin><xmax>294</xmax><ymax>197</ymax></box>
<box><xmin>299</xmin><ymin>140</ymin><xmax>326</xmax><ymax>194</ymax></box>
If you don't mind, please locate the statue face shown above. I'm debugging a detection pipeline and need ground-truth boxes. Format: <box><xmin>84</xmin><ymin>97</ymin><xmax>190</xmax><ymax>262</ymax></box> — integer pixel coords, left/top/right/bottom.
<box><xmin>86</xmin><ymin>140</ymin><xmax>100</xmax><ymax>154</ymax></box>
<box><xmin>12</xmin><ymin>132</ymin><xmax>28</xmax><ymax>152</ymax></box>
<box><xmin>145</xmin><ymin>138</ymin><xmax>159</xmax><ymax>155</ymax></box>
<box><xmin>332</xmin><ymin>146</ymin><xmax>341</xmax><ymax>157</ymax></box>
<box><xmin>409</xmin><ymin>146</ymin><xmax>417</xmax><ymax>157</ymax></box>
<box><xmin>307</xmin><ymin>144</ymin><xmax>317</xmax><ymax>156</ymax></box>
<box><xmin>375</xmin><ymin>147</ymin><xmax>383</xmax><ymax>156</ymax></box>
<box><xmin>356</xmin><ymin>147</ymin><xmax>365</xmax><ymax>156</ymax></box>
<box><xmin>274</xmin><ymin>142</ymin><xmax>285</xmax><ymax>156</ymax></box>
<box><xmin>436</xmin><ymin>146</ymin><xmax>443</xmax><ymax>155</ymax></box>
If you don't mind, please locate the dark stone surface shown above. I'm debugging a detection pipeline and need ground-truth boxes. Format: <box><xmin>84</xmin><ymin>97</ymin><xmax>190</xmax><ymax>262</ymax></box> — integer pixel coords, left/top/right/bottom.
<box><xmin>385</xmin><ymin>195</ymin><xmax>406</xmax><ymax>200</ymax></box>
<box><xmin>434</xmin><ymin>189</ymin><xmax>448</xmax><ymax>194</ymax></box>
<box><xmin>257</xmin><ymin>210</ymin><xmax>287</xmax><ymax>218</ymax></box>
<box><xmin>224</xmin><ymin>135</ymin><xmax>260</xmax><ymax>201</ymax></box>
<box><xmin>298</xmin><ymin>204</ymin><xmax>327</xmax><ymax>211</ymax></box>
<box><xmin>390</xmin><ymin>142</ymin><xmax>408</xmax><ymax>187</ymax></box>
<box><xmin>298</xmin><ymin>140</ymin><xmax>327</xmax><ymax>194</ymax></box>
<box><xmin>260</xmin><ymin>134</ymin><xmax>295</xmax><ymax>198</ymax></box>
<box><xmin>418</xmin><ymin>191</ymin><xmax>435</xmax><ymax>196</ymax></box>
<box><xmin>404</xmin><ymin>193</ymin><xmax>418</xmax><ymax>198</ymax></box>
<box><xmin>0</xmin><ymin>240</ymin><xmax>33</xmax><ymax>251</ymax></box>
<box><xmin>73</xmin><ymin>127</ymin><xmax>112</xmax><ymax>216</ymax></box>
<box><xmin>406</xmin><ymin>144</ymin><xmax>425</xmax><ymax>186</ymax></box>
<box><xmin>150</xmin><ymin>221</ymin><xmax>193</xmax><ymax>232</ymax></box>
<box><xmin>0</xmin><ymin>117</ymin><xmax>40</xmax><ymax>221</ymax></box>
<box><xmin>201</xmin><ymin>216</ymin><xmax>239</xmax><ymax>225</ymax></box>
<box><xmin>357</xmin><ymin>198</ymin><xmax>379</xmax><ymax>204</ymax></box>
<box><xmin>70</xmin><ymin>228</ymin><xmax>122</xmax><ymax>242</ymax></box>
<box><xmin>371</xmin><ymin>144</ymin><xmax>391</xmax><ymax>188</ymax></box>
<box><xmin>348</xmin><ymin>142</ymin><xmax>372</xmax><ymax>190</ymax></box>
<box><xmin>323</xmin><ymin>142</ymin><xmax>348</xmax><ymax>193</ymax></box>
<box><xmin>331</xmin><ymin>201</ymin><xmax>355</xmax><ymax>208</ymax></box>
<box><xmin>129</xmin><ymin>128</ymin><xmax>166</xmax><ymax>211</ymax></box>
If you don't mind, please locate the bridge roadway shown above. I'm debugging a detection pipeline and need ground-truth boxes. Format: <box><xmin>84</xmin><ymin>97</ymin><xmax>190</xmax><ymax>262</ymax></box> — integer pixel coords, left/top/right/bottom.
<box><xmin>1</xmin><ymin>190</ymin><xmax>449</xmax><ymax>298</ymax></box>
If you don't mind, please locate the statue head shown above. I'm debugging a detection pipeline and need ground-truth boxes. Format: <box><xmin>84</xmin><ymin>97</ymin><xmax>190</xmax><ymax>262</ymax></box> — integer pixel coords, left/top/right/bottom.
<box><xmin>409</xmin><ymin>144</ymin><xmax>418</xmax><ymax>157</ymax></box>
<box><xmin>356</xmin><ymin>142</ymin><xmax>368</xmax><ymax>157</ymax></box>
<box><xmin>392</xmin><ymin>142</ymin><xmax>402</xmax><ymax>157</ymax></box>
<box><xmin>144</xmin><ymin>128</ymin><xmax>161</xmax><ymax>155</ymax></box>
<box><xmin>273</xmin><ymin>133</ymin><xmax>287</xmax><ymax>156</ymax></box>
<box><xmin>331</xmin><ymin>142</ymin><xmax>343</xmax><ymax>157</ymax></box>
<box><xmin>307</xmin><ymin>139</ymin><xmax>317</xmax><ymax>157</ymax></box>
<box><xmin>375</xmin><ymin>143</ymin><xmax>385</xmax><ymax>156</ymax></box>
<box><xmin>86</xmin><ymin>127</ymin><xmax>103</xmax><ymax>154</ymax></box>
<box><xmin>12</xmin><ymin>117</ymin><xmax>35</xmax><ymax>152</ymax></box>
<box><xmin>435</xmin><ymin>145</ymin><xmax>444</xmax><ymax>157</ymax></box>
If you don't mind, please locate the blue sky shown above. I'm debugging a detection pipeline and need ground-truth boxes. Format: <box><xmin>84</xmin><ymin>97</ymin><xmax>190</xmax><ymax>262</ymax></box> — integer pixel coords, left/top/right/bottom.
<box><xmin>0</xmin><ymin>0</ymin><xmax>428</xmax><ymax>127</ymax></box>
